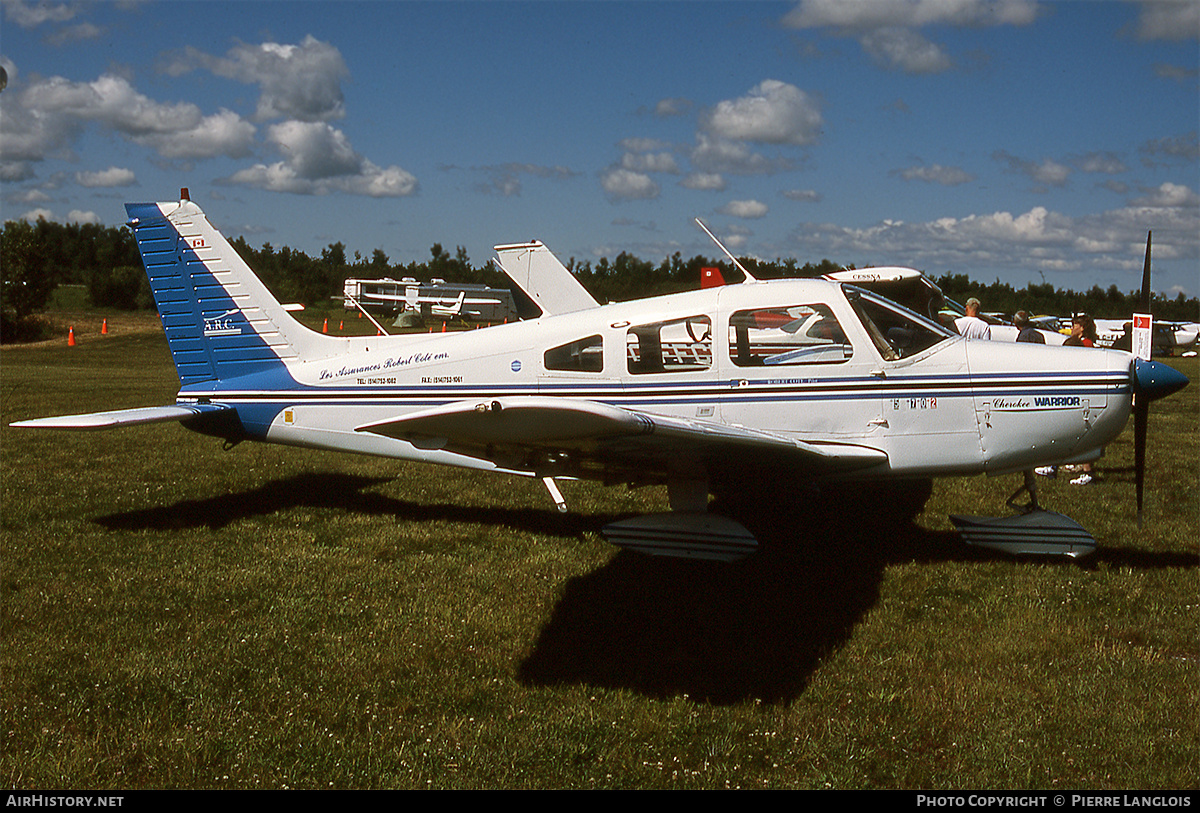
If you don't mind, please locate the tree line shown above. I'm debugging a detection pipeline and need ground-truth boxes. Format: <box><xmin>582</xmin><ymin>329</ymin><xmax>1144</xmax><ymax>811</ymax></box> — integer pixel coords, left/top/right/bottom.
<box><xmin>2</xmin><ymin>216</ymin><xmax>1196</xmax><ymax>342</ymax></box>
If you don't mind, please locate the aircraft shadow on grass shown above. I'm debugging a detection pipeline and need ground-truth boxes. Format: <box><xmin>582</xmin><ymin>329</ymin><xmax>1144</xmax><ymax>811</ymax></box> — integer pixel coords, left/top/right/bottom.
<box><xmin>95</xmin><ymin>472</ymin><xmax>1195</xmax><ymax>706</ymax></box>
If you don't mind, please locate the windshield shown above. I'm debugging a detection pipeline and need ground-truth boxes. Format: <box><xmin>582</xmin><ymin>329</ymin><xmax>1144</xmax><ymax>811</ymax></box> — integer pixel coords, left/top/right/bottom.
<box><xmin>845</xmin><ymin>287</ymin><xmax>956</xmax><ymax>361</ymax></box>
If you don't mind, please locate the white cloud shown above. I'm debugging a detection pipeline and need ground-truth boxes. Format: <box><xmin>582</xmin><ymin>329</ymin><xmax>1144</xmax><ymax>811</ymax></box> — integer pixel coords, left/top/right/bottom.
<box><xmin>1132</xmin><ymin>0</ymin><xmax>1200</xmax><ymax>41</ymax></box>
<box><xmin>1140</xmin><ymin>132</ymin><xmax>1200</xmax><ymax>163</ymax></box>
<box><xmin>858</xmin><ymin>28</ymin><xmax>951</xmax><ymax>74</ymax></box>
<box><xmin>600</xmin><ymin>167</ymin><xmax>659</xmax><ymax>201</ymax></box>
<box><xmin>654</xmin><ymin>97</ymin><xmax>692</xmax><ymax>117</ymax></box>
<box><xmin>994</xmin><ymin>150</ymin><xmax>1072</xmax><ymax>188</ymax></box>
<box><xmin>46</xmin><ymin>22</ymin><xmax>103</xmax><ymax>47</ymax></box>
<box><xmin>0</xmin><ymin>162</ymin><xmax>36</xmax><ymax>182</ymax></box>
<box><xmin>66</xmin><ymin>209</ymin><xmax>100</xmax><ymax>224</ymax></box>
<box><xmin>782</xmin><ymin>188</ymin><xmax>823</xmax><ymax>202</ymax></box>
<box><xmin>690</xmin><ymin>133</ymin><xmax>786</xmax><ymax>176</ymax></box>
<box><xmin>137</xmin><ymin>109</ymin><xmax>256</xmax><ymax>160</ymax></box>
<box><xmin>165</xmin><ymin>37</ymin><xmax>349</xmax><ymax>122</ymax></box>
<box><xmin>1072</xmin><ymin>152</ymin><xmax>1128</xmax><ymax>175</ymax></box>
<box><xmin>782</xmin><ymin>0</ymin><xmax>1039</xmax><ymax>31</ymax></box>
<box><xmin>27</xmin><ymin>74</ymin><xmax>201</xmax><ymax>137</ymax></box>
<box><xmin>781</xmin><ymin>0</ymin><xmax>1040</xmax><ymax>74</ymax></box>
<box><xmin>681</xmin><ymin>173</ymin><xmax>726</xmax><ymax>192</ymax></box>
<box><xmin>1130</xmin><ymin>182</ymin><xmax>1199</xmax><ymax>208</ymax></box>
<box><xmin>223</xmin><ymin>120</ymin><xmax>417</xmax><ymax>197</ymax></box>
<box><xmin>75</xmin><ymin>166</ymin><xmax>136</xmax><ymax>187</ymax></box>
<box><xmin>785</xmin><ymin>188</ymin><xmax>1199</xmax><ymax>283</ymax></box>
<box><xmin>620</xmin><ymin>151</ymin><xmax>680</xmax><ymax>174</ymax></box>
<box><xmin>2</xmin><ymin>0</ymin><xmax>78</xmax><ymax>28</ymax></box>
<box><xmin>10</xmin><ymin>187</ymin><xmax>52</xmax><ymax>203</ymax></box>
<box><xmin>719</xmin><ymin>199</ymin><xmax>769</xmax><ymax>219</ymax></box>
<box><xmin>895</xmin><ymin>164</ymin><xmax>975</xmax><ymax>186</ymax></box>
<box><xmin>7</xmin><ymin>73</ymin><xmax>257</xmax><ymax>163</ymax></box>
<box><xmin>269</xmin><ymin>120</ymin><xmax>362</xmax><ymax>179</ymax></box>
<box><xmin>468</xmin><ymin>163</ymin><xmax>577</xmax><ymax>196</ymax></box>
<box><xmin>702</xmin><ymin>80</ymin><xmax>823</xmax><ymax>146</ymax></box>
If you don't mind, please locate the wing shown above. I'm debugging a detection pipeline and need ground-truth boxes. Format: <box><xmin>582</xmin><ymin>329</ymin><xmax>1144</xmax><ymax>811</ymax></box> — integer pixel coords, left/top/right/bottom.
<box><xmin>10</xmin><ymin>402</ymin><xmax>233</xmax><ymax>430</ymax></box>
<box><xmin>356</xmin><ymin>397</ymin><xmax>886</xmax><ymax>482</ymax></box>
<box><xmin>362</xmin><ymin>292</ymin><xmax>502</xmax><ymax>305</ymax></box>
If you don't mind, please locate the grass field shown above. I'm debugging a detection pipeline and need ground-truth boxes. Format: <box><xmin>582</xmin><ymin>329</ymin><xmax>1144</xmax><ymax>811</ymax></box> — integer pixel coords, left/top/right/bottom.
<box><xmin>2</xmin><ymin>315</ymin><xmax>1196</xmax><ymax>789</ymax></box>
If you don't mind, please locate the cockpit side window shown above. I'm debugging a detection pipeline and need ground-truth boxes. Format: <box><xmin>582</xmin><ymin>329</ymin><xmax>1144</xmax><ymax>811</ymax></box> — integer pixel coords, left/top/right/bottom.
<box><xmin>627</xmin><ymin>316</ymin><xmax>712</xmax><ymax>374</ymax></box>
<box><xmin>847</xmin><ymin>289</ymin><xmax>954</xmax><ymax>361</ymax></box>
<box><xmin>545</xmin><ymin>334</ymin><xmax>603</xmax><ymax>372</ymax></box>
<box><xmin>728</xmin><ymin>304</ymin><xmax>853</xmax><ymax>367</ymax></box>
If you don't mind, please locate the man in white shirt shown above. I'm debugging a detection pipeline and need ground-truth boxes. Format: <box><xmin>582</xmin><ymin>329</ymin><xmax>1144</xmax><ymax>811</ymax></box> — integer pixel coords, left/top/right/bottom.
<box><xmin>955</xmin><ymin>297</ymin><xmax>992</xmax><ymax>340</ymax></box>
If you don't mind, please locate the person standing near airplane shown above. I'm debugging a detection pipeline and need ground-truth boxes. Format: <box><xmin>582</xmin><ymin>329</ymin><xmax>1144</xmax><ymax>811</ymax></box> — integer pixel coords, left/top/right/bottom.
<box><xmin>1064</xmin><ymin>314</ymin><xmax>1097</xmax><ymax>347</ymax></box>
<box><xmin>1014</xmin><ymin>311</ymin><xmax>1045</xmax><ymax>343</ymax></box>
<box><xmin>955</xmin><ymin>297</ymin><xmax>992</xmax><ymax>339</ymax></box>
<box><xmin>1040</xmin><ymin>313</ymin><xmax>1101</xmax><ymax>483</ymax></box>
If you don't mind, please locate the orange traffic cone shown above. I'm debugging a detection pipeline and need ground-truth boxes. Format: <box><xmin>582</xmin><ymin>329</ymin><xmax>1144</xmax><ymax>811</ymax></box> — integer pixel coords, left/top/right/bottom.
<box><xmin>339</xmin><ymin>320</ymin><xmax>344</xmax><ymax>331</ymax></box>
<box><xmin>322</xmin><ymin>318</ymin><xmax>328</xmax><ymax>333</ymax></box>
<box><xmin>101</xmin><ymin>318</ymin><xmax>108</xmax><ymax>335</ymax></box>
<box><xmin>68</xmin><ymin>326</ymin><xmax>76</xmax><ymax>346</ymax></box>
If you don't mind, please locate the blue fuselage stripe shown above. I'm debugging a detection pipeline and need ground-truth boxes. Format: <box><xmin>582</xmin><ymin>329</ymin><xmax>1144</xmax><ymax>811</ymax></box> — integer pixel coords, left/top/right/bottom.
<box><xmin>185</xmin><ymin>370</ymin><xmax>1130</xmax><ymax>416</ymax></box>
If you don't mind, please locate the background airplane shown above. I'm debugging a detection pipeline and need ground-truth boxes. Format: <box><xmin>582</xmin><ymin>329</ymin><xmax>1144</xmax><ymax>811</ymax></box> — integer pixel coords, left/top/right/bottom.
<box><xmin>12</xmin><ymin>192</ymin><xmax>1188</xmax><ymax>561</ymax></box>
<box><xmin>342</xmin><ymin>277</ymin><xmax>516</xmax><ymax>325</ymax></box>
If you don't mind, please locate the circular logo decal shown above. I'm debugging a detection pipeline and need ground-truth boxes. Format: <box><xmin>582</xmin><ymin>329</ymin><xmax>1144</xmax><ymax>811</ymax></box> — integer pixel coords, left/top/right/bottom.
<box><xmin>511</xmin><ymin>360</ymin><xmax>522</xmax><ymax>373</ymax></box>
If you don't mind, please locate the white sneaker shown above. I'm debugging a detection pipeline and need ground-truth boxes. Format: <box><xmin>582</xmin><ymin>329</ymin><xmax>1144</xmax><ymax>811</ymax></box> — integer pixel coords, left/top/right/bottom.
<box><xmin>1070</xmin><ymin>473</ymin><xmax>1094</xmax><ymax>486</ymax></box>
<box><xmin>1035</xmin><ymin>466</ymin><xmax>1057</xmax><ymax>477</ymax></box>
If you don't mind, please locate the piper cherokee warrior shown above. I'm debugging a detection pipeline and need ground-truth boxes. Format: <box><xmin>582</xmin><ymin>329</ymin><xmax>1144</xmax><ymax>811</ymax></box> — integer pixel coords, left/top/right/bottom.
<box><xmin>13</xmin><ymin>192</ymin><xmax>1188</xmax><ymax>561</ymax></box>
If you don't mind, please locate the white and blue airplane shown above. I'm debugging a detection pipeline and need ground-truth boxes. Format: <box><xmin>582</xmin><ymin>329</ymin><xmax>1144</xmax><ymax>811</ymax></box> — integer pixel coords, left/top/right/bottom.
<box><xmin>12</xmin><ymin>192</ymin><xmax>1189</xmax><ymax>560</ymax></box>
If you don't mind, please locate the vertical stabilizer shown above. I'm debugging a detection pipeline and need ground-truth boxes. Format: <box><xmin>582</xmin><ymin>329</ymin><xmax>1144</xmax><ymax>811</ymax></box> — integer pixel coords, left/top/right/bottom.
<box><xmin>493</xmin><ymin>240</ymin><xmax>599</xmax><ymax>316</ymax></box>
<box><xmin>125</xmin><ymin>194</ymin><xmax>341</xmax><ymax>389</ymax></box>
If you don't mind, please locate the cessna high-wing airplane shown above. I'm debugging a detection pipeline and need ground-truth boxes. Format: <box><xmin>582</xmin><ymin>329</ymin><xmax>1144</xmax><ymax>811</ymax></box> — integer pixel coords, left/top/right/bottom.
<box><xmin>12</xmin><ymin>192</ymin><xmax>1189</xmax><ymax>560</ymax></box>
<box><xmin>343</xmin><ymin>278</ymin><xmax>512</xmax><ymax>323</ymax></box>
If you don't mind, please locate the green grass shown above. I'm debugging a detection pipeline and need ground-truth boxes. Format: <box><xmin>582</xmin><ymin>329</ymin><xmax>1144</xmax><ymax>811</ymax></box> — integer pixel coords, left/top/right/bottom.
<box><xmin>2</xmin><ymin>320</ymin><xmax>1196</xmax><ymax>789</ymax></box>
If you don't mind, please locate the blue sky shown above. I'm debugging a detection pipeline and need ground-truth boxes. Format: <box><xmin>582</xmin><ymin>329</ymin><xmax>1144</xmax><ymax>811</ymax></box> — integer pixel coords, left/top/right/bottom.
<box><xmin>2</xmin><ymin>0</ymin><xmax>1197</xmax><ymax>297</ymax></box>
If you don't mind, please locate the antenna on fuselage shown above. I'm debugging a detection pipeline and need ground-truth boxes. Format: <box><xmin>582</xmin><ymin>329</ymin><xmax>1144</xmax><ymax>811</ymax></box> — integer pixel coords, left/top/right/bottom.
<box><xmin>695</xmin><ymin>218</ymin><xmax>758</xmax><ymax>283</ymax></box>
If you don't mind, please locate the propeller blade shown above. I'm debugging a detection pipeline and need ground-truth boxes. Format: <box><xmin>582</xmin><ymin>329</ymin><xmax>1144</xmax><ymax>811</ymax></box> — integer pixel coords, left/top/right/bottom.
<box><xmin>1134</xmin><ymin>400</ymin><xmax>1147</xmax><ymax>527</ymax></box>
<box><xmin>1136</xmin><ymin>230</ymin><xmax>1151</xmax><ymax>527</ymax></box>
<box><xmin>1131</xmin><ymin>357</ymin><xmax>1193</xmax><ymax>525</ymax></box>
<box><xmin>1139</xmin><ymin>231</ymin><xmax>1151</xmax><ymax>315</ymax></box>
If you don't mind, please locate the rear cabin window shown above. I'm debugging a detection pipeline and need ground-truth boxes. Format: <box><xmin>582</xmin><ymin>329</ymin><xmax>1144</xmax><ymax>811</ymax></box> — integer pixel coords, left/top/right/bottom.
<box><xmin>728</xmin><ymin>304</ymin><xmax>853</xmax><ymax>367</ymax></box>
<box><xmin>544</xmin><ymin>335</ymin><xmax>604</xmax><ymax>372</ymax></box>
<box><xmin>627</xmin><ymin>316</ymin><xmax>712</xmax><ymax>374</ymax></box>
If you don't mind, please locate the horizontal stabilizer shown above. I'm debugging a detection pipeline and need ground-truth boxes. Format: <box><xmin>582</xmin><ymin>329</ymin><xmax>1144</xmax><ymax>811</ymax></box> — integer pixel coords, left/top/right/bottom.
<box><xmin>602</xmin><ymin>512</ymin><xmax>757</xmax><ymax>562</ymax></box>
<box><xmin>951</xmin><ymin>510</ymin><xmax>1096</xmax><ymax>558</ymax></box>
<box><xmin>10</xmin><ymin>403</ymin><xmax>232</xmax><ymax>430</ymax></box>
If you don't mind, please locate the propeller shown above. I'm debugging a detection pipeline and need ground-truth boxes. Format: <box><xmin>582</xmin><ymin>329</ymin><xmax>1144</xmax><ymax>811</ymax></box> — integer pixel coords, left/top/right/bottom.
<box><xmin>1134</xmin><ymin>231</ymin><xmax>1150</xmax><ymax>525</ymax></box>
<box><xmin>1129</xmin><ymin>231</ymin><xmax>1189</xmax><ymax>525</ymax></box>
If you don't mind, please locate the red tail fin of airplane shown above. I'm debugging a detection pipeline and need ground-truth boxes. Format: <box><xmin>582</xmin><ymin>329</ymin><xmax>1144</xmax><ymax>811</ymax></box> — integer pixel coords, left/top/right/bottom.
<box><xmin>701</xmin><ymin>267</ymin><xmax>726</xmax><ymax>289</ymax></box>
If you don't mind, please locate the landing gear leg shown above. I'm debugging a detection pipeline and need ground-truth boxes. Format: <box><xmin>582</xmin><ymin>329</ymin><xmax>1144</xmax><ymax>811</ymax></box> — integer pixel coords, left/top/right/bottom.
<box><xmin>1006</xmin><ymin>469</ymin><xmax>1040</xmax><ymax>513</ymax></box>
